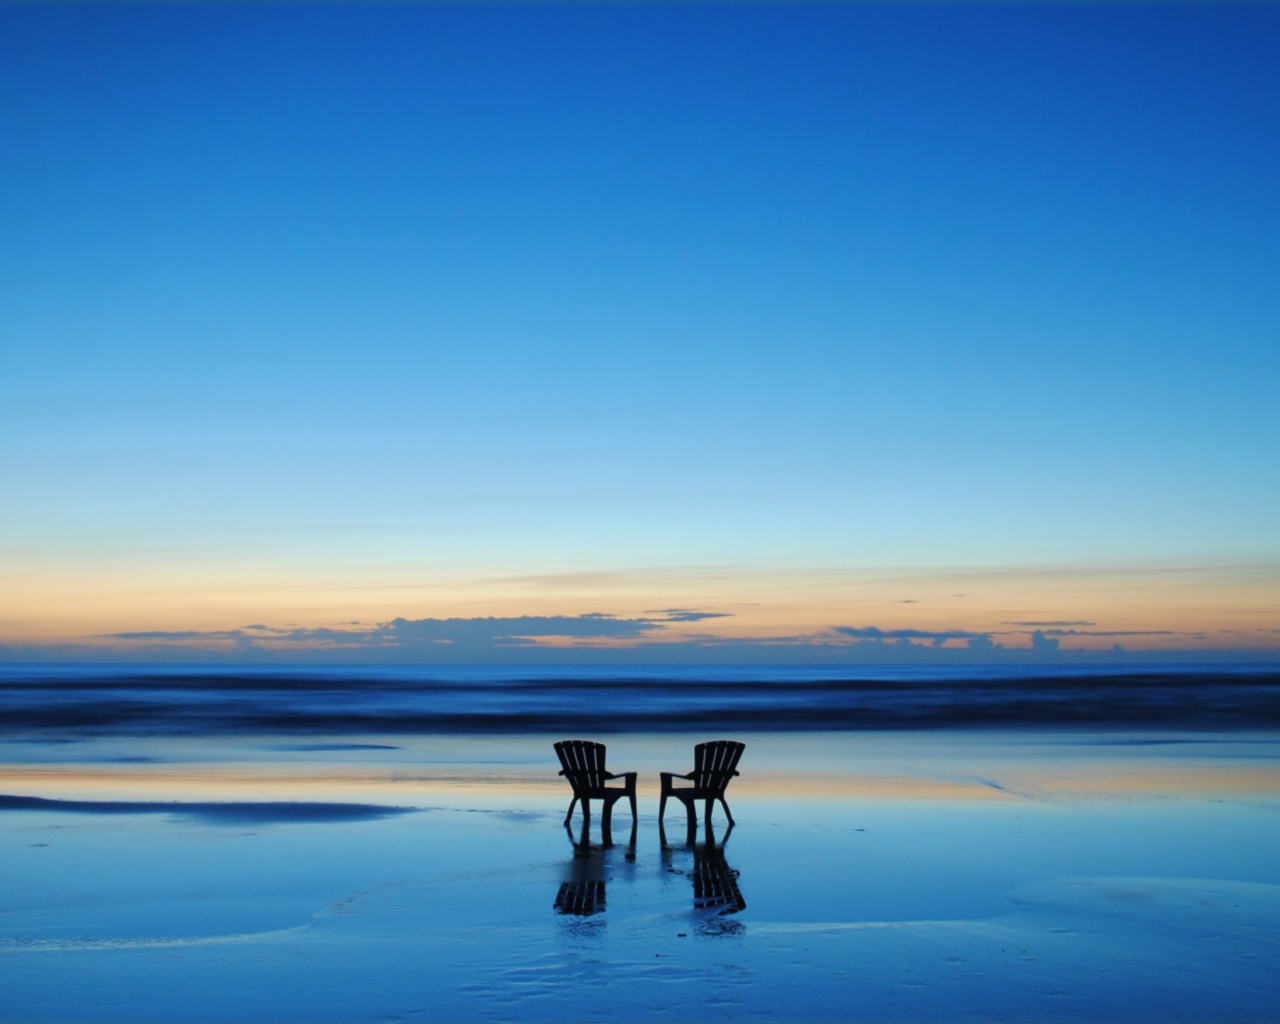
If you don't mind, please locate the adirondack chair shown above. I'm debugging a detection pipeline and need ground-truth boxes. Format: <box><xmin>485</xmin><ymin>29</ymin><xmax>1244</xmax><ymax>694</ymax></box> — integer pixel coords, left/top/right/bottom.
<box><xmin>659</xmin><ymin>740</ymin><xmax>745</xmax><ymax>833</ymax></box>
<box><xmin>554</xmin><ymin>740</ymin><xmax>637</xmax><ymax>838</ymax></box>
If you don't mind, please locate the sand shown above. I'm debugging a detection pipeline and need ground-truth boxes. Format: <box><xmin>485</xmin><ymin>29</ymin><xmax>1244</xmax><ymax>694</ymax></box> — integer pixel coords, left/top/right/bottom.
<box><xmin>1</xmin><ymin>731</ymin><xmax>1278</xmax><ymax>1022</ymax></box>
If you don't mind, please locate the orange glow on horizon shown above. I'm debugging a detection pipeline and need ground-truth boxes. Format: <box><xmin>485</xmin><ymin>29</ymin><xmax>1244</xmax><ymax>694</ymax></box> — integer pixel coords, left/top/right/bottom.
<box><xmin>2</xmin><ymin>558</ymin><xmax>1277</xmax><ymax>655</ymax></box>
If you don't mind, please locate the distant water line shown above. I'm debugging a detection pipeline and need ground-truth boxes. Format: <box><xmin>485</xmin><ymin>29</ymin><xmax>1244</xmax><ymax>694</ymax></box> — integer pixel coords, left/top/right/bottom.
<box><xmin>1</xmin><ymin>664</ymin><xmax>1278</xmax><ymax>737</ymax></box>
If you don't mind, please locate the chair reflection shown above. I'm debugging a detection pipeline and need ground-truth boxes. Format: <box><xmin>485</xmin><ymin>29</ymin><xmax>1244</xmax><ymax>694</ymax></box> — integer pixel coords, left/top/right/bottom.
<box><xmin>660</xmin><ymin>819</ymin><xmax>746</xmax><ymax>928</ymax></box>
<box><xmin>553</xmin><ymin>820</ymin><xmax>637</xmax><ymax>919</ymax></box>
<box><xmin>691</xmin><ymin>840</ymin><xmax>746</xmax><ymax>917</ymax></box>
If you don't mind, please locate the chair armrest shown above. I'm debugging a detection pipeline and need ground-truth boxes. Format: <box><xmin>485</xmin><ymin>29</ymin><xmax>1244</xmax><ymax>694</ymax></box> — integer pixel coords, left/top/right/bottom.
<box><xmin>660</xmin><ymin>771</ymin><xmax>696</xmax><ymax>781</ymax></box>
<box><xmin>604</xmin><ymin>771</ymin><xmax>637</xmax><ymax>782</ymax></box>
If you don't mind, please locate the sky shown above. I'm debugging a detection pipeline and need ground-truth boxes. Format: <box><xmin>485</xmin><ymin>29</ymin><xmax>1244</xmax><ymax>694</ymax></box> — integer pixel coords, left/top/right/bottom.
<box><xmin>2</xmin><ymin>2</ymin><xmax>1278</xmax><ymax>665</ymax></box>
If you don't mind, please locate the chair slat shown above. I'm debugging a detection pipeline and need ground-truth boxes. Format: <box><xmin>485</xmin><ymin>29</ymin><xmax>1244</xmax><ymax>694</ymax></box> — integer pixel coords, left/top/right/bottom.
<box><xmin>556</xmin><ymin>740</ymin><xmax>622</xmax><ymax>796</ymax></box>
<box><xmin>689</xmin><ymin>740</ymin><xmax>743</xmax><ymax>796</ymax></box>
<box><xmin>660</xmin><ymin>740</ymin><xmax>745</xmax><ymax>834</ymax></box>
<box><xmin>555</xmin><ymin>739</ymin><xmax>637</xmax><ymax>838</ymax></box>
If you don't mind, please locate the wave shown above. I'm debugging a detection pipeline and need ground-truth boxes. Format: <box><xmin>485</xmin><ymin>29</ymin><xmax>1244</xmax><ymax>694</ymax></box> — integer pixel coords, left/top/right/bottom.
<box><xmin>1</xmin><ymin>664</ymin><xmax>1278</xmax><ymax>735</ymax></box>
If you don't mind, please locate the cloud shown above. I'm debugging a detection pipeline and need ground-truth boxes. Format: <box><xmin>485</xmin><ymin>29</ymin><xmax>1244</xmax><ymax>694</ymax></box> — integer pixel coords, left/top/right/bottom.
<box><xmin>1004</xmin><ymin>620</ymin><xmax>1096</xmax><ymax>627</ymax></box>
<box><xmin>75</xmin><ymin>608</ymin><xmax>1275</xmax><ymax>666</ymax></box>
<box><xmin>833</xmin><ymin>626</ymin><xmax>988</xmax><ymax>648</ymax></box>
<box><xmin>1037</xmin><ymin>629</ymin><xmax>1176</xmax><ymax>637</ymax></box>
<box><xmin>645</xmin><ymin>609</ymin><xmax>732</xmax><ymax>623</ymax></box>
<box><xmin>487</xmin><ymin>566</ymin><xmax>754</xmax><ymax>589</ymax></box>
<box><xmin>109</xmin><ymin>629</ymin><xmax>261</xmax><ymax>642</ymax></box>
<box><xmin>104</xmin><ymin>617</ymin><xmax>1009</xmax><ymax>659</ymax></box>
<box><xmin>1030</xmin><ymin>630</ymin><xmax>1060</xmax><ymax>654</ymax></box>
<box><xmin>377</xmin><ymin>614</ymin><xmax>659</xmax><ymax>645</ymax></box>
<box><xmin>105</xmin><ymin>612</ymin><xmax>672</xmax><ymax>649</ymax></box>
<box><xmin>830</xmin><ymin>623</ymin><xmax>1203</xmax><ymax>654</ymax></box>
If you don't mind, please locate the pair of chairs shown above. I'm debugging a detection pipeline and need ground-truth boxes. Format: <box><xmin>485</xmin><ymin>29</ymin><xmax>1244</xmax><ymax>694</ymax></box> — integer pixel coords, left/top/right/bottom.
<box><xmin>553</xmin><ymin>739</ymin><xmax>745</xmax><ymax>836</ymax></box>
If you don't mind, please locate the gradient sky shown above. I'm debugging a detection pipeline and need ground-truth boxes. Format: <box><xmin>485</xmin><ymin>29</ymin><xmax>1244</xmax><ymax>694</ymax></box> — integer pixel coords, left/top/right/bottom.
<box><xmin>2</xmin><ymin>2</ymin><xmax>1278</xmax><ymax>663</ymax></box>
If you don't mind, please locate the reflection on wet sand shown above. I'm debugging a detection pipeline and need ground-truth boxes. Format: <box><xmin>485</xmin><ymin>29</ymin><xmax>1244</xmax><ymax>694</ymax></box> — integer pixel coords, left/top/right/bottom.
<box><xmin>661</xmin><ymin>820</ymin><xmax>747</xmax><ymax>934</ymax></box>
<box><xmin>6</xmin><ymin>730</ymin><xmax>1280</xmax><ymax>812</ymax></box>
<box><xmin>553</xmin><ymin>818</ymin><xmax>747</xmax><ymax>931</ymax></box>
<box><xmin>554</xmin><ymin>821</ymin><xmax>638</xmax><ymax>919</ymax></box>
<box><xmin>4</xmin><ymin>728</ymin><xmax>1280</xmax><ymax>1024</ymax></box>
<box><xmin>553</xmin><ymin>876</ymin><xmax>606</xmax><ymax>917</ymax></box>
<box><xmin>0</xmin><ymin>793</ymin><xmax>413</xmax><ymax>825</ymax></box>
<box><xmin>691</xmin><ymin>838</ymin><xmax>746</xmax><ymax>918</ymax></box>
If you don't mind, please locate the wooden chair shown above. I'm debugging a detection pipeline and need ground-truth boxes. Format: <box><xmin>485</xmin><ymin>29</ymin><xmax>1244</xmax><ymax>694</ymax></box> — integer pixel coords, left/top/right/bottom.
<box><xmin>659</xmin><ymin>740</ymin><xmax>745</xmax><ymax>834</ymax></box>
<box><xmin>554</xmin><ymin>740</ymin><xmax>637</xmax><ymax>839</ymax></box>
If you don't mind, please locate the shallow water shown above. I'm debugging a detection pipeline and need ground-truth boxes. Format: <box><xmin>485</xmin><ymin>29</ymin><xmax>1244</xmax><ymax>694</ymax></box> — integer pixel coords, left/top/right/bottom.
<box><xmin>2</xmin><ymin>730</ymin><xmax>1278</xmax><ymax>1022</ymax></box>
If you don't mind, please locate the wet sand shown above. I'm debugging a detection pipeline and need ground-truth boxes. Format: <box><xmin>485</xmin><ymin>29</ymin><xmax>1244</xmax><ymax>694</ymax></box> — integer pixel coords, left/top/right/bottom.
<box><xmin>2</xmin><ymin>731</ymin><xmax>1278</xmax><ymax>1022</ymax></box>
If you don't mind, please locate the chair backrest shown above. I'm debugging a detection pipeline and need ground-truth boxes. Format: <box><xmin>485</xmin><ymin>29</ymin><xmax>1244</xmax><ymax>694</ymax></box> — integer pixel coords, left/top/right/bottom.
<box><xmin>555</xmin><ymin>740</ymin><xmax>609</xmax><ymax>794</ymax></box>
<box><xmin>692</xmin><ymin>740</ymin><xmax>744</xmax><ymax>796</ymax></box>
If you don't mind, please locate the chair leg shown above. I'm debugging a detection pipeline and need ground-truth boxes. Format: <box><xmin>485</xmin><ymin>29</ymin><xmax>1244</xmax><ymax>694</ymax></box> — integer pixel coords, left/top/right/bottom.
<box><xmin>628</xmin><ymin>788</ymin><xmax>637</xmax><ymax>824</ymax></box>
<box><xmin>659</xmin><ymin>792</ymin><xmax>667</xmax><ymax>824</ymax></box>
<box><xmin>704</xmin><ymin>798</ymin><xmax>713</xmax><ymax>832</ymax></box>
<box><xmin>564</xmin><ymin>796</ymin><xmax>578</xmax><ymax>826</ymax></box>
<box><xmin>721</xmin><ymin>798</ymin><xmax>734</xmax><ymax>827</ymax></box>
<box><xmin>602</xmin><ymin>795</ymin><xmax>614</xmax><ymax>836</ymax></box>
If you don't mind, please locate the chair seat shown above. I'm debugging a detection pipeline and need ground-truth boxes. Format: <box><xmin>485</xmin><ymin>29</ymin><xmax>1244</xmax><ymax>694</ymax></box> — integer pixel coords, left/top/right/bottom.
<box><xmin>573</xmin><ymin>780</ymin><xmax>634</xmax><ymax>799</ymax></box>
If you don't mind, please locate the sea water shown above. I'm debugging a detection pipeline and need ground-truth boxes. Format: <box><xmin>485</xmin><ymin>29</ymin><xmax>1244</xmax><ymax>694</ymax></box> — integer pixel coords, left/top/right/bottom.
<box><xmin>2</xmin><ymin>666</ymin><xmax>1278</xmax><ymax>1022</ymax></box>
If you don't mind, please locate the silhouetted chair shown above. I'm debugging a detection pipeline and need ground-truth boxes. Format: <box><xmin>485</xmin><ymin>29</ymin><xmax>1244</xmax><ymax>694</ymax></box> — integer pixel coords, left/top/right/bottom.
<box><xmin>554</xmin><ymin>740</ymin><xmax>637</xmax><ymax>840</ymax></box>
<box><xmin>659</xmin><ymin>740</ymin><xmax>744</xmax><ymax>834</ymax></box>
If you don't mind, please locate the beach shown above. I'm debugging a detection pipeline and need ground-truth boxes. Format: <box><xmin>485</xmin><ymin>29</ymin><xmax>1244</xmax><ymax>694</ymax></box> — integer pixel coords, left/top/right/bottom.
<box><xmin>2</xmin><ymin>722</ymin><xmax>1278</xmax><ymax>1023</ymax></box>
<box><xmin>6</xmin><ymin>3</ymin><xmax>1279</xmax><ymax>1019</ymax></box>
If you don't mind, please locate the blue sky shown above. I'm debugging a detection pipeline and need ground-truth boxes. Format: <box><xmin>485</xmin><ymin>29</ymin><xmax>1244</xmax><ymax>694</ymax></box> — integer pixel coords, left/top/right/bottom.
<box><xmin>2</xmin><ymin>3</ymin><xmax>1278</xmax><ymax>662</ymax></box>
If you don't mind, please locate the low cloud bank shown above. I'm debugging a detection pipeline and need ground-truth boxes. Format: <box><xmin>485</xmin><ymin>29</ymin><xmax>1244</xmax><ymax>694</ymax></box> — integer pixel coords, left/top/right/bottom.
<box><xmin>54</xmin><ymin>611</ymin><xmax>1268</xmax><ymax>665</ymax></box>
<box><xmin>104</xmin><ymin>610</ymin><xmax>712</xmax><ymax>654</ymax></box>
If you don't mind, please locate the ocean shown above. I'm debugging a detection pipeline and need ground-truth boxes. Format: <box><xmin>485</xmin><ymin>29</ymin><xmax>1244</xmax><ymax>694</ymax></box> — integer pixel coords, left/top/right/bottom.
<box><xmin>2</xmin><ymin>663</ymin><xmax>1278</xmax><ymax>736</ymax></box>
<box><xmin>4</xmin><ymin>662</ymin><xmax>1280</xmax><ymax>1022</ymax></box>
